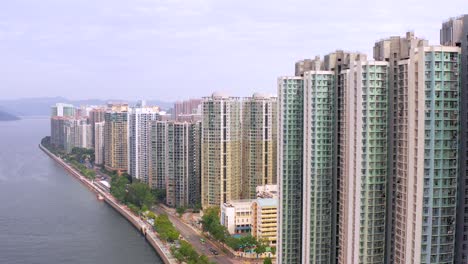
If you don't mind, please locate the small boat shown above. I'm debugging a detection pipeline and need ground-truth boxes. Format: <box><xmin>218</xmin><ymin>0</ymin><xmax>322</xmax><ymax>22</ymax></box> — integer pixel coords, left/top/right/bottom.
<box><xmin>97</xmin><ymin>194</ymin><xmax>104</xmax><ymax>201</ymax></box>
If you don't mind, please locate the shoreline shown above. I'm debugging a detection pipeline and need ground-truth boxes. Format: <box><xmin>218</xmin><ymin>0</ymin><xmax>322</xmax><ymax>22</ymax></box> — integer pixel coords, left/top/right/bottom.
<box><xmin>39</xmin><ymin>143</ymin><xmax>176</xmax><ymax>264</ymax></box>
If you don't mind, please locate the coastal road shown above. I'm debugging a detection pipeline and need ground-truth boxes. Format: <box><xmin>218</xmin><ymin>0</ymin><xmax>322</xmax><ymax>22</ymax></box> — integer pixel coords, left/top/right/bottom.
<box><xmin>152</xmin><ymin>206</ymin><xmax>235</xmax><ymax>264</ymax></box>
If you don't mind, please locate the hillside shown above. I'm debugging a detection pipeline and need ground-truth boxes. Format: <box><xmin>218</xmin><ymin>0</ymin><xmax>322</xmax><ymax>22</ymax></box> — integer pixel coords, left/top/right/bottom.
<box><xmin>0</xmin><ymin>97</ymin><xmax>173</xmax><ymax>116</ymax></box>
<box><xmin>0</xmin><ymin>110</ymin><xmax>20</xmax><ymax>121</ymax></box>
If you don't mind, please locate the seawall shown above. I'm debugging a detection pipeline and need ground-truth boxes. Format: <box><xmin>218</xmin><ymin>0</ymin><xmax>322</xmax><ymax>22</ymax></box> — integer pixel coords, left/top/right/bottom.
<box><xmin>39</xmin><ymin>144</ymin><xmax>176</xmax><ymax>264</ymax></box>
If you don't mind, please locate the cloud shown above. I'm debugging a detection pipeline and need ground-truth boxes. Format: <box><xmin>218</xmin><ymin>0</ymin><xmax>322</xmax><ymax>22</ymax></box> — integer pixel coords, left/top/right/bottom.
<box><xmin>0</xmin><ymin>0</ymin><xmax>467</xmax><ymax>101</ymax></box>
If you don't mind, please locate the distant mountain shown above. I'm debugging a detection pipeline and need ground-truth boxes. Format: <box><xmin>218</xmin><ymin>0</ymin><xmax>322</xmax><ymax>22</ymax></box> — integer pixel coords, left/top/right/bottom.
<box><xmin>0</xmin><ymin>97</ymin><xmax>173</xmax><ymax>117</ymax></box>
<box><xmin>0</xmin><ymin>109</ymin><xmax>20</xmax><ymax>121</ymax></box>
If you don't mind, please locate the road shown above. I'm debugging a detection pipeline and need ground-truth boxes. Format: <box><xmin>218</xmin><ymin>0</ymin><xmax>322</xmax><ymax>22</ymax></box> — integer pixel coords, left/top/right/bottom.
<box><xmin>152</xmin><ymin>206</ymin><xmax>235</xmax><ymax>264</ymax></box>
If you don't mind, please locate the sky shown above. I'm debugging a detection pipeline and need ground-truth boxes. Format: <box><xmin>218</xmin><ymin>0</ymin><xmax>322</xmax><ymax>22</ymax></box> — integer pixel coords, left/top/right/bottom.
<box><xmin>0</xmin><ymin>0</ymin><xmax>466</xmax><ymax>102</ymax></box>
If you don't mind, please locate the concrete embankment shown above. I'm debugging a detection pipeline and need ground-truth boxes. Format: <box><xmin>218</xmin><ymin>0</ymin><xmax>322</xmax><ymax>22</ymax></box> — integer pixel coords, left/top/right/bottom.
<box><xmin>39</xmin><ymin>144</ymin><xmax>176</xmax><ymax>264</ymax></box>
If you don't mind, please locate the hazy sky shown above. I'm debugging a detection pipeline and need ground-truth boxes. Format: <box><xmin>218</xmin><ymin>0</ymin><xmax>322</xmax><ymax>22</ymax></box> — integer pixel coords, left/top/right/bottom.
<box><xmin>0</xmin><ymin>0</ymin><xmax>466</xmax><ymax>101</ymax></box>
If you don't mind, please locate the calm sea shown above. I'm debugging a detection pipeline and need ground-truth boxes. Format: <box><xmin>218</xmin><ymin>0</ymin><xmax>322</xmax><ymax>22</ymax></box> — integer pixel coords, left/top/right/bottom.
<box><xmin>0</xmin><ymin>118</ymin><xmax>162</xmax><ymax>264</ymax></box>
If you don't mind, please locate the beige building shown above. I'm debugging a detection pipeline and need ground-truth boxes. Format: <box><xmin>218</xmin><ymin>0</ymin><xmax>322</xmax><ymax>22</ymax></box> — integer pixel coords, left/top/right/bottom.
<box><xmin>241</xmin><ymin>93</ymin><xmax>277</xmax><ymax>199</ymax></box>
<box><xmin>251</xmin><ymin>198</ymin><xmax>277</xmax><ymax>246</ymax></box>
<box><xmin>104</xmin><ymin>103</ymin><xmax>128</xmax><ymax>174</ymax></box>
<box><xmin>201</xmin><ymin>92</ymin><xmax>242</xmax><ymax>208</ymax></box>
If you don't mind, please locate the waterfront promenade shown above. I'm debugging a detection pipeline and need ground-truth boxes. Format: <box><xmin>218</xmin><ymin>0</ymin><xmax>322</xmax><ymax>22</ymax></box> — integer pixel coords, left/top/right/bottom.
<box><xmin>39</xmin><ymin>144</ymin><xmax>177</xmax><ymax>264</ymax></box>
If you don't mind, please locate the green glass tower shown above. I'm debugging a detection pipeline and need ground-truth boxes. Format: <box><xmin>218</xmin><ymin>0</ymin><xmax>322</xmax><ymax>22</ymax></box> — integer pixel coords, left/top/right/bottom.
<box><xmin>277</xmin><ymin>76</ymin><xmax>304</xmax><ymax>263</ymax></box>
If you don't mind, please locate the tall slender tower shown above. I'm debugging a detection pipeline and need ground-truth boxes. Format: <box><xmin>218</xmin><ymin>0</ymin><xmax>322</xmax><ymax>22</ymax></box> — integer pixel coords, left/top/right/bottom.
<box><xmin>393</xmin><ymin>46</ymin><xmax>460</xmax><ymax>264</ymax></box>
<box><xmin>188</xmin><ymin>121</ymin><xmax>202</xmax><ymax>207</ymax></box>
<box><xmin>440</xmin><ymin>15</ymin><xmax>468</xmax><ymax>263</ymax></box>
<box><xmin>89</xmin><ymin>108</ymin><xmax>105</xmax><ymax>146</ymax></box>
<box><xmin>242</xmin><ymin>93</ymin><xmax>277</xmax><ymax>199</ymax></box>
<box><xmin>128</xmin><ymin>106</ymin><xmax>159</xmax><ymax>184</ymax></box>
<box><xmin>166</xmin><ymin>122</ymin><xmax>191</xmax><ymax>207</ymax></box>
<box><xmin>373</xmin><ymin>32</ymin><xmax>428</xmax><ymax>263</ymax></box>
<box><xmin>104</xmin><ymin>103</ymin><xmax>128</xmax><ymax>174</ymax></box>
<box><xmin>277</xmin><ymin>76</ymin><xmax>304</xmax><ymax>263</ymax></box>
<box><xmin>94</xmin><ymin>121</ymin><xmax>105</xmax><ymax>166</ymax></box>
<box><xmin>302</xmin><ymin>69</ymin><xmax>335</xmax><ymax>263</ymax></box>
<box><xmin>201</xmin><ymin>93</ymin><xmax>241</xmax><ymax>209</ymax></box>
<box><xmin>150</xmin><ymin>120</ymin><xmax>168</xmax><ymax>190</ymax></box>
<box><xmin>337</xmin><ymin>61</ymin><xmax>389</xmax><ymax>264</ymax></box>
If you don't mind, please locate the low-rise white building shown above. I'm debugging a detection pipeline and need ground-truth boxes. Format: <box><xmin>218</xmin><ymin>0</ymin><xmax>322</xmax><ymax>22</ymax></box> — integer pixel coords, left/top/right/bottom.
<box><xmin>221</xmin><ymin>200</ymin><xmax>252</xmax><ymax>234</ymax></box>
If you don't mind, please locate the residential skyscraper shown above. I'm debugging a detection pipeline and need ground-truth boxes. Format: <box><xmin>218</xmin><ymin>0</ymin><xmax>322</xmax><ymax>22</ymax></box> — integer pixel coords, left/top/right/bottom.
<box><xmin>173</xmin><ymin>99</ymin><xmax>202</xmax><ymax>121</ymax></box>
<box><xmin>94</xmin><ymin>121</ymin><xmax>105</xmax><ymax>166</ymax></box>
<box><xmin>128</xmin><ymin>106</ymin><xmax>159</xmax><ymax>184</ymax></box>
<box><xmin>63</xmin><ymin>118</ymin><xmax>92</xmax><ymax>153</ymax></box>
<box><xmin>201</xmin><ymin>93</ymin><xmax>242</xmax><ymax>208</ymax></box>
<box><xmin>440</xmin><ymin>15</ymin><xmax>468</xmax><ymax>263</ymax></box>
<box><xmin>50</xmin><ymin>116</ymin><xmax>68</xmax><ymax>148</ymax></box>
<box><xmin>104</xmin><ymin>103</ymin><xmax>128</xmax><ymax>174</ymax></box>
<box><xmin>277</xmin><ymin>76</ymin><xmax>304</xmax><ymax>263</ymax></box>
<box><xmin>188</xmin><ymin>121</ymin><xmax>202</xmax><ymax>207</ymax></box>
<box><xmin>295</xmin><ymin>56</ymin><xmax>322</xmax><ymax>77</ymax></box>
<box><xmin>241</xmin><ymin>93</ymin><xmax>277</xmax><ymax>199</ymax></box>
<box><xmin>89</xmin><ymin>108</ymin><xmax>106</xmax><ymax>146</ymax></box>
<box><xmin>166</xmin><ymin>122</ymin><xmax>190</xmax><ymax>207</ymax></box>
<box><xmin>337</xmin><ymin>61</ymin><xmax>389</xmax><ymax>264</ymax></box>
<box><xmin>150</xmin><ymin>120</ymin><xmax>168</xmax><ymax>190</ymax></box>
<box><xmin>51</xmin><ymin>103</ymin><xmax>75</xmax><ymax>117</ymax></box>
<box><xmin>149</xmin><ymin>119</ymin><xmax>201</xmax><ymax>208</ymax></box>
<box><xmin>393</xmin><ymin>46</ymin><xmax>460</xmax><ymax>264</ymax></box>
<box><xmin>373</xmin><ymin>32</ymin><xmax>428</xmax><ymax>263</ymax></box>
<box><xmin>302</xmin><ymin>69</ymin><xmax>335</xmax><ymax>263</ymax></box>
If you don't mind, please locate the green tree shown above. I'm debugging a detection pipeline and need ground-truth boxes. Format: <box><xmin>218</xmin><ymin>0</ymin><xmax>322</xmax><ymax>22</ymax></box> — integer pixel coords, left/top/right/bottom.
<box><xmin>176</xmin><ymin>206</ymin><xmax>186</xmax><ymax>217</ymax></box>
<box><xmin>110</xmin><ymin>175</ymin><xmax>129</xmax><ymax>202</ymax></box>
<box><xmin>270</xmin><ymin>246</ymin><xmax>276</xmax><ymax>255</ymax></box>
<box><xmin>263</xmin><ymin>257</ymin><xmax>272</xmax><ymax>264</ymax></box>
<box><xmin>154</xmin><ymin>214</ymin><xmax>180</xmax><ymax>242</ymax></box>
<box><xmin>201</xmin><ymin>207</ymin><xmax>229</xmax><ymax>242</ymax></box>
<box><xmin>126</xmin><ymin>182</ymin><xmax>154</xmax><ymax>209</ymax></box>
<box><xmin>147</xmin><ymin>211</ymin><xmax>156</xmax><ymax>220</ymax></box>
<box><xmin>152</xmin><ymin>188</ymin><xmax>166</xmax><ymax>203</ymax></box>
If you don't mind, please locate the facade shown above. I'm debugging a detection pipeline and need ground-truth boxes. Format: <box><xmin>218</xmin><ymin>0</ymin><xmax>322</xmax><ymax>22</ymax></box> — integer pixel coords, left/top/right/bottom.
<box><xmin>241</xmin><ymin>93</ymin><xmax>277</xmax><ymax>199</ymax></box>
<box><xmin>278</xmin><ymin>52</ymin><xmax>367</xmax><ymax>264</ymax></box>
<box><xmin>128</xmin><ymin>106</ymin><xmax>159</xmax><ymax>184</ymax></box>
<box><xmin>173</xmin><ymin>99</ymin><xmax>202</xmax><ymax>121</ymax></box>
<box><xmin>94</xmin><ymin>121</ymin><xmax>105</xmax><ymax>165</ymax></box>
<box><xmin>89</xmin><ymin>108</ymin><xmax>106</xmax><ymax>146</ymax></box>
<box><xmin>251</xmin><ymin>198</ymin><xmax>278</xmax><ymax>246</ymax></box>
<box><xmin>63</xmin><ymin>118</ymin><xmax>92</xmax><ymax>153</ymax></box>
<box><xmin>51</xmin><ymin>103</ymin><xmax>75</xmax><ymax>117</ymax></box>
<box><xmin>166</xmin><ymin>122</ymin><xmax>190</xmax><ymax>208</ymax></box>
<box><xmin>220</xmin><ymin>200</ymin><xmax>252</xmax><ymax>234</ymax></box>
<box><xmin>440</xmin><ymin>15</ymin><xmax>468</xmax><ymax>263</ymax></box>
<box><xmin>50</xmin><ymin>103</ymin><xmax>75</xmax><ymax>149</ymax></box>
<box><xmin>393</xmin><ymin>46</ymin><xmax>460</xmax><ymax>264</ymax></box>
<box><xmin>188</xmin><ymin>121</ymin><xmax>202</xmax><ymax>207</ymax></box>
<box><xmin>302</xmin><ymin>70</ymin><xmax>335</xmax><ymax>264</ymax></box>
<box><xmin>373</xmin><ymin>32</ymin><xmax>428</xmax><ymax>263</ymax></box>
<box><xmin>337</xmin><ymin>61</ymin><xmax>389</xmax><ymax>264</ymax></box>
<box><xmin>201</xmin><ymin>93</ymin><xmax>242</xmax><ymax>208</ymax></box>
<box><xmin>50</xmin><ymin>116</ymin><xmax>68</xmax><ymax>148</ymax></box>
<box><xmin>150</xmin><ymin>120</ymin><xmax>201</xmax><ymax>208</ymax></box>
<box><xmin>150</xmin><ymin>121</ymin><xmax>168</xmax><ymax>190</ymax></box>
<box><xmin>277</xmin><ymin>76</ymin><xmax>304</xmax><ymax>263</ymax></box>
<box><xmin>295</xmin><ymin>56</ymin><xmax>322</xmax><ymax>77</ymax></box>
<box><xmin>104</xmin><ymin>104</ymin><xmax>128</xmax><ymax>174</ymax></box>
